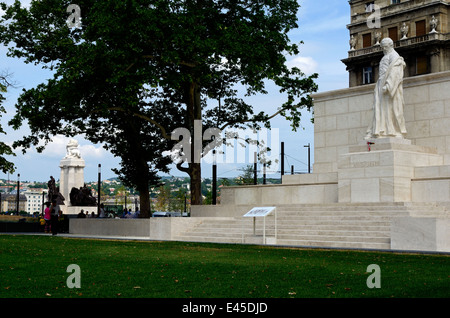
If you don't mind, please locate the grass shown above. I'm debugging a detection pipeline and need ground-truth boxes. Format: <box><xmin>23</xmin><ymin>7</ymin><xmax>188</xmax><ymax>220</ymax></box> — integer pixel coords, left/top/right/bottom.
<box><xmin>0</xmin><ymin>234</ymin><xmax>449</xmax><ymax>298</ymax></box>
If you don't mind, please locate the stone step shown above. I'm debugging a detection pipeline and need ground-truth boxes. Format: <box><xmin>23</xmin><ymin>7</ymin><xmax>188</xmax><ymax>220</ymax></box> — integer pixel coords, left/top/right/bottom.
<box><xmin>275</xmin><ymin>224</ymin><xmax>390</xmax><ymax>231</ymax></box>
<box><xmin>178</xmin><ymin>228</ymin><xmax>389</xmax><ymax>240</ymax></box>
<box><xmin>278</xmin><ymin>206</ymin><xmax>446</xmax><ymax>211</ymax></box>
<box><xmin>174</xmin><ymin>235</ymin><xmax>244</xmax><ymax>244</ymax></box>
<box><xmin>277</xmin><ymin>208</ymin><xmax>445</xmax><ymax>215</ymax></box>
<box><xmin>274</xmin><ymin>202</ymin><xmax>438</xmax><ymax>208</ymax></box>
<box><xmin>174</xmin><ymin>235</ymin><xmax>391</xmax><ymax>250</ymax></box>
<box><xmin>275</xmin><ymin>239</ymin><xmax>390</xmax><ymax>250</ymax></box>
<box><xmin>173</xmin><ymin>202</ymin><xmax>448</xmax><ymax>249</ymax></box>
<box><xmin>276</xmin><ymin>233</ymin><xmax>389</xmax><ymax>242</ymax></box>
<box><xmin>276</xmin><ymin>229</ymin><xmax>389</xmax><ymax>237</ymax></box>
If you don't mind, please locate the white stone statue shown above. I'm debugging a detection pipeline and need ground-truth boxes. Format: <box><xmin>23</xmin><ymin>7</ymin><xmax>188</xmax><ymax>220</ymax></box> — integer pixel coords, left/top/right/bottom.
<box><xmin>365</xmin><ymin>38</ymin><xmax>407</xmax><ymax>140</ymax></box>
<box><xmin>400</xmin><ymin>23</ymin><xmax>409</xmax><ymax>40</ymax></box>
<box><xmin>349</xmin><ymin>35</ymin><xmax>357</xmax><ymax>51</ymax></box>
<box><xmin>430</xmin><ymin>16</ymin><xmax>438</xmax><ymax>33</ymax></box>
<box><xmin>374</xmin><ymin>31</ymin><xmax>382</xmax><ymax>46</ymax></box>
<box><xmin>64</xmin><ymin>139</ymin><xmax>82</xmax><ymax>159</ymax></box>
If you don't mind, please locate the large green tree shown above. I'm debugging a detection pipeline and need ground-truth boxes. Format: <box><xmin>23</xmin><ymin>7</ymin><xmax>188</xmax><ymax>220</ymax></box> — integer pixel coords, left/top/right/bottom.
<box><xmin>0</xmin><ymin>0</ymin><xmax>318</xmax><ymax>206</ymax></box>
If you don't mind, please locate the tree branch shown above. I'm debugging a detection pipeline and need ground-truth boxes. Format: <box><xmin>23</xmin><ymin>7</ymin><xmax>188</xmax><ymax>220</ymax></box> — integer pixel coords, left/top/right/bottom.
<box><xmin>219</xmin><ymin>105</ymin><xmax>291</xmax><ymax>131</ymax></box>
<box><xmin>142</xmin><ymin>55</ymin><xmax>198</xmax><ymax>68</ymax></box>
<box><xmin>105</xmin><ymin>107</ymin><xmax>172</xmax><ymax>140</ymax></box>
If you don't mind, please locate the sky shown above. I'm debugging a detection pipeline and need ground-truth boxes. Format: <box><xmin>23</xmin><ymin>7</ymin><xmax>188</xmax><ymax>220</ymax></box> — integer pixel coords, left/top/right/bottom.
<box><xmin>0</xmin><ymin>0</ymin><xmax>350</xmax><ymax>183</ymax></box>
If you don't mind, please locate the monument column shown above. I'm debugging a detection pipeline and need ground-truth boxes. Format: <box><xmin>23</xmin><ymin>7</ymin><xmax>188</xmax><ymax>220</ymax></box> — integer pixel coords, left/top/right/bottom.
<box><xmin>59</xmin><ymin>139</ymin><xmax>85</xmax><ymax>207</ymax></box>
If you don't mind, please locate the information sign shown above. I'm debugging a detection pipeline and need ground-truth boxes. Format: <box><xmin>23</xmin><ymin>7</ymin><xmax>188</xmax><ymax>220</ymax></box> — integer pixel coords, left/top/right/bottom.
<box><xmin>243</xmin><ymin>207</ymin><xmax>276</xmax><ymax>218</ymax></box>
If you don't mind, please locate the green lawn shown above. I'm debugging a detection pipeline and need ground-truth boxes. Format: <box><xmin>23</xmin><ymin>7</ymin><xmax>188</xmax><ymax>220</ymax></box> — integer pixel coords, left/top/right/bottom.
<box><xmin>0</xmin><ymin>234</ymin><xmax>448</xmax><ymax>298</ymax></box>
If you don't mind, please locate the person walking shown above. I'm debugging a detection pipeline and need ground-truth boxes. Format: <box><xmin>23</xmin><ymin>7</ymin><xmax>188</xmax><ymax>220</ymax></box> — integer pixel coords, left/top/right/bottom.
<box><xmin>99</xmin><ymin>203</ymin><xmax>105</xmax><ymax>218</ymax></box>
<box><xmin>44</xmin><ymin>202</ymin><xmax>51</xmax><ymax>233</ymax></box>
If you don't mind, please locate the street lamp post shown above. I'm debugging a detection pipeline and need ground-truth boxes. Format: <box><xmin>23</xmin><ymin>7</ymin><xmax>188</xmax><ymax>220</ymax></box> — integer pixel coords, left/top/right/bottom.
<box><xmin>304</xmin><ymin>143</ymin><xmax>311</xmax><ymax>173</ymax></box>
<box><xmin>16</xmin><ymin>173</ymin><xmax>20</xmax><ymax>214</ymax></box>
<box><xmin>97</xmin><ymin>164</ymin><xmax>101</xmax><ymax>215</ymax></box>
<box><xmin>42</xmin><ymin>191</ymin><xmax>46</xmax><ymax>215</ymax></box>
<box><xmin>212</xmin><ymin>150</ymin><xmax>217</xmax><ymax>205</ymax></box>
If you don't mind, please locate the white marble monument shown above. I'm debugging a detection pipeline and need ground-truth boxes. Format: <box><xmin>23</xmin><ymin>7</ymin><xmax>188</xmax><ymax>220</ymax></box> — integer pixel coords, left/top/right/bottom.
<box><xmin>365</xmin><ymin>38</ymin><xmax>407</xmax><ymax>140</ymax></box>
<box><xmin>59</xmin><ymin>139</ymin><xmax>86</xmax><ymax>213</ymax></box>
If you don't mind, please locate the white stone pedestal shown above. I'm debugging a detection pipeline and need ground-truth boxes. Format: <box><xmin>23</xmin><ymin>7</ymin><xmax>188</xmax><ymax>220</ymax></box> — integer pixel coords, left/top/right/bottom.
<box><xmin>65</xmin><ymin>205</ymin><xmax>97</xmax><ymax>216</ymax></box>
<box><xmin>338</xmin><ymin>138</ymin><xmax>443</xmax><ymax>203</ymax></box>
<box><xmin>59</xmin><ymin>157</ymin><xmax>86</xmax><ymax>210</ymax></box>
<box><xmin>391</xmin><ymin>217</ymin><xmax>450</xmax><ymax>252</ymax></box>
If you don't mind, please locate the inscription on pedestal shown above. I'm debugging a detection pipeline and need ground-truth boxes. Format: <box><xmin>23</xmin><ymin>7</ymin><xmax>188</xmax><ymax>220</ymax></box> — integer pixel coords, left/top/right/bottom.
<box><xmin>350</xmin><ymin>161</ymin><xmax>379</xmax><ymax>168</ymax></box>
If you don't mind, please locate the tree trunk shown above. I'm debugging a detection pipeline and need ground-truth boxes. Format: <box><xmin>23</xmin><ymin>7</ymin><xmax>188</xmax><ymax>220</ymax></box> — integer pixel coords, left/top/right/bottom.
<box><xmin>189</xmin><ymin>162</ymin><xmax>202</xmax><ymax>206</ymax></box>
<box><xmin>185</xmin><ymin>79</ymin><xmax>203</xmax><ymax>205</ymax></box>
<box><xmin>137</xmin><ymin>184</ymin><xmax>151</xmax><ymax>218</ymax></box>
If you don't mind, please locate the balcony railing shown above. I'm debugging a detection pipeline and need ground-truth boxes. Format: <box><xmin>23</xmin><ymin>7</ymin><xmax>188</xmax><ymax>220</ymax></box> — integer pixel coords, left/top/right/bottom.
<box><xmin>348</xmin><ymin>32</ymin><xmax>449</xmax><ymax>58</ymax></box>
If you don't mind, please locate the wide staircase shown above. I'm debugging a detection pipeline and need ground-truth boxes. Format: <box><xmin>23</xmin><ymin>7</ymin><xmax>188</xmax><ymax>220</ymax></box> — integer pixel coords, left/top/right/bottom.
<box><xmin>173</xmin><ymin>203</ymin><xmax>449</xmax><ymax>250</ymax></box>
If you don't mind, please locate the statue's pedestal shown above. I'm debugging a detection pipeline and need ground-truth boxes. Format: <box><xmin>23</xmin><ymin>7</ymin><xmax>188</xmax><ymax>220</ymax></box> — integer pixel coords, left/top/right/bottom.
<box><xmin>59</xmin><ymin>157</ymin><xmax>85</xmax><ymax>211</ymax></box>
<box><xmin>65</xmin><ymin>205</ymin><xmax>97</xmax><ymax>216</ymax></box>
<box><xmin>338</xmin><ymin>138</ymin><xmax>443</xmax><ymax>203</ymax></box>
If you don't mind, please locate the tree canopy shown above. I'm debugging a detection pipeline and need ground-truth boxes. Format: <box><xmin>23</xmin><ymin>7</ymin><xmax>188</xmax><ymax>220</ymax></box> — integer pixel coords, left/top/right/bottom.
<box><xmin>0</xmin><ymin>0</ymin><xmax>318</xmax><ymax>208</ymax></box>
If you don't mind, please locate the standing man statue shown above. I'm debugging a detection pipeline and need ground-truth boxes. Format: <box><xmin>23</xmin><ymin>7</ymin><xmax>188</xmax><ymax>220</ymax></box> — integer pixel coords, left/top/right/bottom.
<box><xmin>47</xmin><ymin>175</ymin><xmax>65</xmax><ymax>205</ymax></box>
<box><xmin>365</xmin><ymin>38</ymin><xmax>407</xmax><ymax>140</ymax></box>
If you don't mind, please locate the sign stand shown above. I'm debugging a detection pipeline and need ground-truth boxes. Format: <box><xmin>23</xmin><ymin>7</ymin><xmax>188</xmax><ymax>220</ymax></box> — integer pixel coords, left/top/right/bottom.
<box><xmin>242</xmin><ymin>207</ymin><xmax>277</xmax><ymax>244</ymax></box>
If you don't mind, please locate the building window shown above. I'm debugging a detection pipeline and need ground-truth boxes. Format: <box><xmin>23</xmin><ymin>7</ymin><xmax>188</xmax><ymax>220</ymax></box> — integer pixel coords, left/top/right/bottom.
<box><xmin>391</xmin><ymin>0</ymin><xmax>401</xmax><ymax>4</ymax></box>
<box><xmin>416</xmin><ymin>56</ymin><xmax>428</xmax><ymax>75</ymax></box>
<box><xmin>416</xmin><ymin>20</ymin><xmax>426</xmax><ymax>36</ymax></box>
<box><xmin>363</xmin><ymin>66</ymin><xmax>373</xmax><ymax>84</ymax></box>
<box><xmin>363</xmin><ymin>33</ymin><xmax>372</xmax><ymax>48</ymax></box>
<box><xmin>365</xmin><ymin>2</ymin><xmax>375</xmax><ymax>13</ymax></box>
<box><xmin>388</xmin><ymin>27</ymin><xmax>398</xmax><ymax>42</ymax></box>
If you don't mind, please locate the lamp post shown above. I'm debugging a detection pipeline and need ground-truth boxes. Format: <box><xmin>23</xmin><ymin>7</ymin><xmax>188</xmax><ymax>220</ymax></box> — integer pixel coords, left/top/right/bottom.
<box><xmin>304</xmin><ymin>143</ymin><xmax>311</xmax><ymax>174</ymax></box>
<box><xmin>212</xmin><ymin>150</ymin><xmax>217</xmax><ymax>205</ymax></box>
<box><xmin>42</xmin><ymin>191</ymin><xmax>46</xmax><ymax>215</ymax></box>
<box><xmin>97</xmin><ymin>164</ymin><xmax>101</xmax><ymax>215</ymax></box>
<box><xmin>253</xmin><ymin>152</ymin><xmax>257</xmax><ymax>185</ymax></box>
<box><xmin>16</xmin><ymin>173</ymin><xmax>20</xmax><ymax>214</ymax></box>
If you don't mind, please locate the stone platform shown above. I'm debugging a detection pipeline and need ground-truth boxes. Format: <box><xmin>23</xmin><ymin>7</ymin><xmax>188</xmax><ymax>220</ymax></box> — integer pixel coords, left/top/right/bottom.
<box><xmin>338</xmin><ymin>137</ymin><xmax>443</xmax><ymax>203</ymax></box>
<box><xmin>182</xmin><ymin>202</ymin><xmax>449</xmax><ymax>252</ymax></box>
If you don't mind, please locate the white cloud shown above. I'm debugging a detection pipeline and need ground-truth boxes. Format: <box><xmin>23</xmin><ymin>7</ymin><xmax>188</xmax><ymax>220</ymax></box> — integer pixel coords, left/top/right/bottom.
<box><xmin>79</xmin><ymin>143</ymin><xmax>107</xmax><ymax>159</ymax></box>
<box><xmin>287</xmin><ymin>56</ymin><xmax>318</xmax><ymax>75</ymax></box>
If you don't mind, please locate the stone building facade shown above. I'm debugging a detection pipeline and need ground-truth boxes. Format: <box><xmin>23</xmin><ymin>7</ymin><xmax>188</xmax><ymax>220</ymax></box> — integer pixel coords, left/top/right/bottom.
<box><xmin>342</xmin><ymin>0</ymin><xmax>450</xmax><ymax>87</ymax></box>
<box><xmin>0</xmin><ymin>193</ymin><xmax>27</xmax><ymax>213</ymax></box>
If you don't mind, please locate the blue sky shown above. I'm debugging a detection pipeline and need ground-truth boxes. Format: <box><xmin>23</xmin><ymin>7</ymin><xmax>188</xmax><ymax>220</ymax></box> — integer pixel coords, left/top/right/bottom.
<box><xmin>0</xmin><ymin>0</ymin><xmax>350</xmax><ymax>183</ymax></box>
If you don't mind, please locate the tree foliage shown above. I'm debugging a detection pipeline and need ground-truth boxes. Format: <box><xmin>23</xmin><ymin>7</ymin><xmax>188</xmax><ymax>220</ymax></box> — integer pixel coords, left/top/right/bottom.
<box><xmin>0</xmin><ymin>0</ymin><xmax>318</xmax><ymax>207</ymax></box>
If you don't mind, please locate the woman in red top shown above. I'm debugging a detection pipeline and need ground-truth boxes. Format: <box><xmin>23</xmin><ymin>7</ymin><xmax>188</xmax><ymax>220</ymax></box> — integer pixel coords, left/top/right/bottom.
<box><xmin>44</xmin><ymin>202</ymin><xmax>51</xmax><ymax>233</ymax></box>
